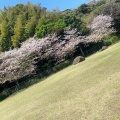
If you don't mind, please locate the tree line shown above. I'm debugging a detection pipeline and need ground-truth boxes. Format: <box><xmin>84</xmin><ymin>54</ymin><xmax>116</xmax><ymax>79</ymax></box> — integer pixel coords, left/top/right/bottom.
<box><xmin>0</xmin><ymin>2</ymin><xmax>88</xmax><ymax>52</ymax></box>
<box><xmin>0</xmin><ymin>0</ymin><xmax>120</xmax><ymax>52</ymax></box>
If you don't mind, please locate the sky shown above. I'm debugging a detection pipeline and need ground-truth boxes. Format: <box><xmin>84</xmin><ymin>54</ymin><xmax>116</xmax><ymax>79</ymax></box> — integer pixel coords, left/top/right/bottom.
<box><xmin>0</xmin><ymin>0</ymin><xmax>90</xmax><ymax>11</ymax></box>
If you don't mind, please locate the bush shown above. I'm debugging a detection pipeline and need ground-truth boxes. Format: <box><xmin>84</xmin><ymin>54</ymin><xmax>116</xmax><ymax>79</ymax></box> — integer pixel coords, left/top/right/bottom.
<box><xmin>36</xmin><ymin>19</ymin><xmax>65</xmax><ymax>38</ymax></box>
<box><xmin>77</xmin><ymin>4</ymin><xmax>91</xmax><ymax>14</ymax></box>
<box><xmin>0</xmin><ymin>91</ymin><xmax>9</xmax><ymax>101</ymax></box>
<box><xmin>103</xmin><ymin>35</ymin><xmax>119</xmax><ymax>46</ymax></box>
<box><xmin>53</xmin><ymin>60</ymin><xmax>71</xmax><ymax>72</ymax></box>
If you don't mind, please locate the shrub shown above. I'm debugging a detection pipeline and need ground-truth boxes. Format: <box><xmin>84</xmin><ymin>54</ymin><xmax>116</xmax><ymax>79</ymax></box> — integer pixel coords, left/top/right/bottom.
<box><xmin>0</xmin><ymin>91</ymin><xmax>9</xmax><ymax>101</ymax></box>
<box><xmin>36</xmin><ymin>19</ymin><xmax>65</xmax><ymax>38</ymax></box>
<box><xmin>53</xmin><ymin>60</ymin><xmax>71</xmax><ymax>72</ymax></box>
<box><xmin>103</xmin><ymin>35</ymin><xmax>119</xmax><ymax>46</ymax></box>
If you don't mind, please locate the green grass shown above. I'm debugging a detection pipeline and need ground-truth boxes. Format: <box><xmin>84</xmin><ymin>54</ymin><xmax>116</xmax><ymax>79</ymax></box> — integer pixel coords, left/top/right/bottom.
<box><xmin>0</xmin><ymin>42</ymin><xmax>120</xmax><ymax>120</ymax></box>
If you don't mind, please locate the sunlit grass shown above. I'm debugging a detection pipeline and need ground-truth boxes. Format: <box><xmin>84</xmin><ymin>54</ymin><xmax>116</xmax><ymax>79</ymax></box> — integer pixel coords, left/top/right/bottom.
<box><xmin>0</xmin><ymin>42</ymin><xmax>120</xmax><ymax>120</ymax></box>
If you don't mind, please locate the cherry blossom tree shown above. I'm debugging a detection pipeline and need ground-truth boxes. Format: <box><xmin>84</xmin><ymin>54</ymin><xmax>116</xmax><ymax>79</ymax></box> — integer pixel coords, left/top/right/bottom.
<box><xmin>85</xmin><ymin>15</ymin><xmax>115</xmax><ymax>42</ymax></box>
<box><xmin>0</xmin><ymin>29</ymin><xmax>85</xmax><ymax>84</ymax></box>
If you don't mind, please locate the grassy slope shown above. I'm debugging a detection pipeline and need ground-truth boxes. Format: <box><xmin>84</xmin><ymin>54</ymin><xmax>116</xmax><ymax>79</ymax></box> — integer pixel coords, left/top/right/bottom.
<box><xmin>0</xmin><ymin>42</ymin><xmax>120</xmax><ymax>120</ymax></box>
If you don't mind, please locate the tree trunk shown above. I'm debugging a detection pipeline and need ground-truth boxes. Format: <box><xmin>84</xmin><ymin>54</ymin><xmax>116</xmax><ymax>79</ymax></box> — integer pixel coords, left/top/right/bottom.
<box><xmin>79</xmin><ymin>44</ymin><xmax>85</xmax><ymax>56</ymax></box>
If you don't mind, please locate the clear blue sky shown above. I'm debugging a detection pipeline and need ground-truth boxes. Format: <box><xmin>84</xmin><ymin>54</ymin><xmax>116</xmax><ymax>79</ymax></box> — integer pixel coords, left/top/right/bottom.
<box><xmin>0</xmin><ymin>0</ymin><xmax>90</xmax><ymax>11</ymax></box>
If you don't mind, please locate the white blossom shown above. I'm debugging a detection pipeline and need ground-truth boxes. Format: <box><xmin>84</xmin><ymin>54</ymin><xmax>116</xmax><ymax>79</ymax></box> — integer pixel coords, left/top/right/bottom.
<box><xmin>86</xmin><ymin>15</ymin><xmax>115</xmax><ymax>42</ymax></box>
<box><xmin>0</xmin><ymin>30</ymin><xmax>85</xmax><ymax>83</ymax></box>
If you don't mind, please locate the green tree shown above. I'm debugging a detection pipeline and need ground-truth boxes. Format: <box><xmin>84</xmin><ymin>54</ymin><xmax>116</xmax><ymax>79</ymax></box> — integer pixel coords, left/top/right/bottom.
<box><xmin>77</xmin><ymin>4</ymin><xmax>91</xmax><ymax>14</ymax></box>
<box><xmin>53</xmin><ymin>19</ymin><xmax>65</xmax><ymax>36</ymax></box>
<box><xmin>25</xmin><ymin>17</ymin><xmax>36</xmax><ymax>38</ymax></box>
<box><xmin>0</xmin><ymin>20</ymin><xmax>11</xmax><ymax>51</ymax></box>
<box><xmin>12</xmin><ymin>14</ymin><xmax>26</xmax><ymax>48</ymax></box>
<box><xmin>36</xmin><ymin>19</ymin><xmax>65</xmax><ymax>38</ymax></box>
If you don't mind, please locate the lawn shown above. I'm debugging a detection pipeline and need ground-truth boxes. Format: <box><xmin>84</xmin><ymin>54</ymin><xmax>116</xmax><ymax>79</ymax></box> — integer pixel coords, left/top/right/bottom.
<box><xmin>0</xmin><ymin>42</ymin><xmax>120</xmax><ymax>120</ymax></box>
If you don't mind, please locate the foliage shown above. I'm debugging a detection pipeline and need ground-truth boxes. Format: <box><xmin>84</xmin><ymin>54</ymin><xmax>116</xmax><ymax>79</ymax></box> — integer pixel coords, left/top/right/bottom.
<box><xmin>0</xmin><ymin>3</ymin><xmax>43</xmax><ymax>50</ymax></box>
<box><xmin>11</xmin><ymin>14</ymin><xmax>26</xmax><ymax>48</ymax></box>
<box><xmin>0</xmin><ymin>0</ymin><xmax>119</xmax><ymax>52</ymax></box>
<box><xmin>0</xmin><ymin>29</ymin><xmax>85</xmax><ymax>83</ymax></box>
<box><xmin>96</xmin><ymin>0</ymin><xmax>106</xmax><ymax>6</ymax></box>
<box><xmin>103</xmin><ymin>34</ymin><xmax>119</xmax><ymax>46</ymax></box>
<box><xmin>63</xmin><ymin>13</ymin><xmax>89</xmax><ymax>35</ymax></box>
<box><xmin>25</xmin><ymin>17</ymin><xmax>36</xmax><ymax>39</ymax></box>
<box><xmin>63</xmin><ymin>14</ymin><xmax>81</xmax><ymax>29</ymax></box>
<box><xmin>36</xmin><ymin>19</ymin><xmax>65</xmax><ymax>38</ymax></box>
<box><xmin>77</xmin><ymin>4</ymin><xmax>91</xmax><ymax>14</ymax></box>
<box><xmin>93</xmin><ymin>0</ymin><xmax>120</xmax><ymax>33</ymax></box>
<box><xmin>53</xmin><ymin>60</ymin><xmax>71</xmax><ymax>72</ymax></box>
<box><xmin>85</xmin><ymin>15</ymin><xmax>115</xmax><ymax>42</ymax></box>
<box><xmin>0</xmin><ymin>20</ymin><xmax>12</xmax><ymax>51</ymax></box>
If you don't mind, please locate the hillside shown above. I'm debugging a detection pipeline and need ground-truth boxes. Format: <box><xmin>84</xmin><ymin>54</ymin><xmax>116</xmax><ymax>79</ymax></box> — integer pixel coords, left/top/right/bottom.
<box><xmin>0</xmin><ymin>42</ymin><xmax>120</xmax><ymax>120</ymax></box>
<box><xmin>0</xmin><ymin>0</ymin><xmax>120</xmax><ymax>84</ymax></box>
